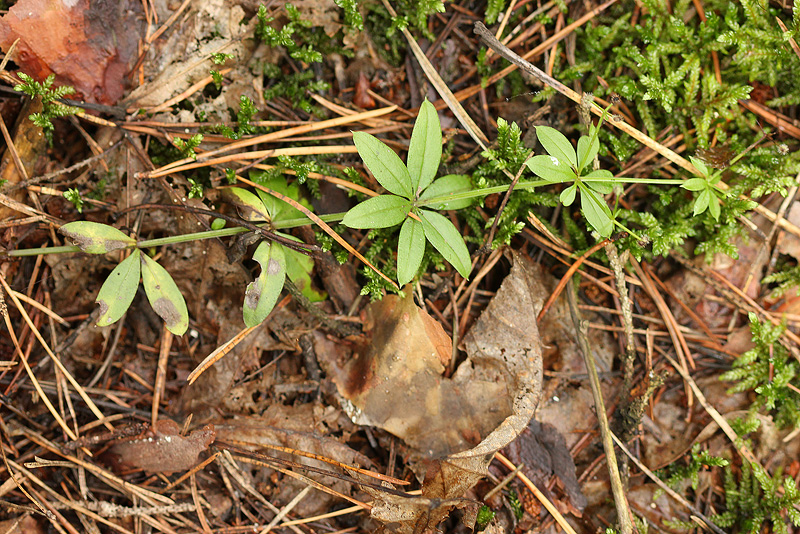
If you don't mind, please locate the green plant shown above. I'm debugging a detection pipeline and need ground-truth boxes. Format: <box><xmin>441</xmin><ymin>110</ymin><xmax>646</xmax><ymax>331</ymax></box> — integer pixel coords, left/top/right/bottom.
<box><xmin>63</xmin><ymin>188</ymin><xmax>84</xmax><ymax>213</ymax></box>
<box><xmin>720</xmin><ymin>313</ymin><xmax>800</xmax><ymax>429</ymax></box>
<box><xmin>656</xmin><ymin>443</ymin><xmax>729</xmax><ymax>497</ymax></box>
<box><xmin>711</xmin><ymin>461</ymin><xmax>800</xmax><ymax>534</ymax></box>
<box><xmin>173</xmin><ymin>134</ymin><xmax>204</xmax><ymax>160</ymax></box>
<box><xmin>57</xmin><ymin>223</ymin><xmax>189</xmax><ymax>335</ymax></box>
<box><xmin>13</xmin><ymin>73</ymin><xmax>81</xmax><ymax>143</ymax></box>
<box><xmin>475</xmin><ymin>505</ymin><xmax>496</xmax><ymax>531</ymax></box>
<box><xmin>341</xmin><ymin>99</ymin><xmax>473</xmax><ymax>285</ymax></box>
<box><xmin>256</xmin><ymin>4</ymin><xmax>323</xmax><ymax>63</ymax></box>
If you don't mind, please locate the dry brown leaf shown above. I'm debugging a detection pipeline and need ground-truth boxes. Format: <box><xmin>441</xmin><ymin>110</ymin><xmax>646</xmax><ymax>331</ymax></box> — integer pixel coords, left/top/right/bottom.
<box><xmin>105</xmin><ymin>420</ymin><xmax>216</xmax><ymax>475</ymax></box>
<box><xmin>0</xmin><ymin>0</ymin><xmax>142</xmax><ymax>104</ymax></box>
<box><xmin>320</xmin><ymin>250</ymin><xmax>543</xmax><ymax>532</ymax></box>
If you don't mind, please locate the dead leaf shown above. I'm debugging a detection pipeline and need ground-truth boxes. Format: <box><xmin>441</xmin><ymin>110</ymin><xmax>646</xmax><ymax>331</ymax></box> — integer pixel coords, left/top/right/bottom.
<box><xmin>0</xmin><ymin>516</ymin><xmax>45</xmax><ymax>534</ymax></box>
<box><xmin>105</xmin><ymin>420</ymin><xmax>216</xmax><ymax>475</ymax></box>
<box><xmin>0</xmin><ymin>0</ymin><xmax>142</xmax><ymax>104</ymax></box>
<box><xmin>353</xmin><ymin>72</ymin><xmax>376</xmax><ymax>109</ymax></box>
<box><xmin>319</xmin><ymin>250</ymin><xmax>543</xmax><ymax>532</ymax></box>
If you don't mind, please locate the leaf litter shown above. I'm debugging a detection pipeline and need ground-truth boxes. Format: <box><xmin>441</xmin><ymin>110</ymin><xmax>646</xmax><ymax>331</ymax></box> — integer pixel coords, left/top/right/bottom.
<box><xmin>3</xmin><ymin>0</ymin><xmax>800</xmax><ymax>532</ymax></box>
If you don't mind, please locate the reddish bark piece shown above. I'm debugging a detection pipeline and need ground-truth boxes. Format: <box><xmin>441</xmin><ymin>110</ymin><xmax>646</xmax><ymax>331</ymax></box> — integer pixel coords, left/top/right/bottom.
<box><xmin>105</xmin><ymin>420</ymin><xmax>216</xmax><ymax>475</ymax></box>
<box><xmin>353</xmin><ymin>72</ymin><xmax>375</xmax><ymax>109</ymax></box>
<box><xmin>0</xmin><ymin>0</ymin><xmax>142</xmax><ymax>105</ymax></box>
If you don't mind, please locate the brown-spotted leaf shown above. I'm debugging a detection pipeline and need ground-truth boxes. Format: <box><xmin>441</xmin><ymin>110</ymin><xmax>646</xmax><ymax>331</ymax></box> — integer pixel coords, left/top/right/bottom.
<box><xmin>141</xmin><ymin>253</ymin><xmax>189</xmax><ymax>335</ymax></box>
<box><xmin>60</xmin><ymin>221</ymin><xmax>136</xmax><ymax>254</ymax></box>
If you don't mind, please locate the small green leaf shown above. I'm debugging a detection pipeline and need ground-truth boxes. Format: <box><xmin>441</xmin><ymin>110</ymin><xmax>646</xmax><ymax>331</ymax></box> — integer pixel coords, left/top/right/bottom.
<box><xmin>252</xmin><ymin>173</ymin><xmax>312</xmax><ymax>220</ymax></box>
<box><xmin>282</xmin><ymin>238</ymin><xmax>326</xmax><ymax>302</ymax></box>
<box><xmin>689</xmin><ymin>156</ymin><xmax>710</xmax><ymax>178</ymax></box>
<box><xmin>526</xmin><ymin>155</ymin><xmax>576</xmax><ymax>183</ymax></box>
<box><xmin>576</xmin><ymin>131</ymin><xmax>599</xmax><ymax>173</ymax></box>
<box><xmin>244</xmin><ymin>241</ymin><xmax>287</xmax><ymax>328</ymax></box>
<box><xmin>560</xmin><ymin>183</ymin><xmax>577</xmax><ymax>206</ymax></box>
<box><xmin>407</xmin><ymin>99</ymin><xmax>442</xmax><ymax>195</ymax></box>
<box><xmin>397</xmin><ymin>217</ymin><xmax>425</xmax><ymax>286</ymax></box>
<box><xmin>353</xmin><ymin>131</ymin><xmax>413</xmax><ymax>198</ymax></box>
<box><xmin>211</xmin><ymin>218</ymin><xmax>226</xmax><ymax>230</ymax></box>
<box><xmin>96</xmin><ymin>249</ymin><xmax>141</xmax><ymax>327</ymax></box>
<box><xmin>223</xmin><ymin>187</ymin><xmax>270</xmax><ymax>221</ymax></box>
<box><xmin>419</xmin><ymin>209</ymin><xmax>471</xmax><ymax>279</ymax></box>
<box><xmin>682</xmin><ymin>178</ymin><xmax>707</xmax><ymax>191</ymax></box>
<box><xmin>60</xmin><ymin>221</ymin><xmax>136</xmax><ymax>254</ymax></box>
<box><xmin>579</xmin><ymin>185</ymin><xmax>614</xmax><ymax>237</ymax></box>
<box><xmin>341</xmin><ymin>195</ymin><xmax>411</xmax><ymax>228</ymax></box>
<box><xmin>417</xmin><ymin>174</ymin><xmax>473</xmax><ymax>210</ymax></box>
<box><xmin>535</xmin><ymin>125</ymin><xmax>577</xmax><ymax>168</ymax></box>
<box><xmin>693</xmin><ymin>188</ymin><xmax>711</xmax><ymax>216</ymax></box>
<box><xmin>583</xmin><ymin>169</ymin><xmax>614</xmax><ymax>194</ymax></box>
<box><xmin>708</xmin><ymin>192</ymin><xmax>721</xmax><ymax>221</ymax></box>
<box><xmin>141</xmin><ymin>253</ymin><xmax>189</xmax><ymax>335</ymax></box>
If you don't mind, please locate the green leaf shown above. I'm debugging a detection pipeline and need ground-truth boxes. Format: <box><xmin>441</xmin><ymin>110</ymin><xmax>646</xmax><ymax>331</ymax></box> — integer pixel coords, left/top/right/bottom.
<box><xmin>682</xmin><ymin>177</ymin><xmax>708</xmax><ymax>191</ymax></box>
<box><xmin>576</xmin><ymin>130</ymin><xmax>599</xmax><ymax>173</ymax></box>
<box><xmin>252</xmin><ymin>173</ymin><xmax>312</xmax><ymax>221</ymax></box>
<box><xmin>341</xmin><ymin>195</ymin><xmax>411</xmax><ymax>228</ymax></box>
<box><xmin>223</xmin><ymin>187</ymin><xmax>270</xmax><ymax>221</ymax></box>
<box><xmin>689</xmin><ymin>156</ymin><xmax>710</xmax><ymax>178</ymax></box>
<box><xmin>283</xmin><ymin>245</ymin><xmax>326</xmax><ymax>302</ymax></box>
<box><xmin>141</xmin><ymin>253</ymin><xmax>189</xmax><ymax>335</ymax></box>
<box><xmin>418</xmin><ymin>209</ymin><xmax>471</xmax><ymax>279</ymax></box>
<box><xmin>693</xmin><ymin>188</ymin><xmax>711</xmax><ymax>216</ymax></box>
<box><xmin>583</xmin><ymin>169</ymin><xmax>614</xmax><ymax>194</ymax></box>
<box><xmin>96</xmin><ymin>249</ymin><xmax>141</xmax><ymax>327</ymax></box>
<box><xmin>526</xmin><ymin>155</ymin><xmax>576</xmax><ymax>183</ymax></box>
<box><xmin>59</xmin><ymin>221</ymin><xmax>136</xmax><ymax>254</ymax></box>
<box><xmin>353</xmin><ymin>131</ymin><xmax>413</xmax><ymax>198</ymax></box>
<box><xmin>708</xmin><ymin>192</ymin><xmax>721</xmax><ymax>221</ymax></box>
<box><xmin>579</xmin><ymin>185</ymin><xmax>614</xmax><ymax>237</ymax></box>
<box><xmin>535</xmin><ymin>125</ymin><xmax>577</xmax><ymax>168</ymax></box>
<box><xmin>560</xmin><ymin>183</ymin><xmax>577</xmax><ymax>206</ymax></box>
<box><xmin>243</xmin><ymin>241</ymin><xmax>287</xmax><ymax>328</ymax></box>
<box><xmin>417</xmin><ymin>174</ymin><xmax>473</xmax><ymax>210</ymax></box>
<box><xmin>407</xmin><ymin>99</ymin><xmax>442</xmax><ymax>195</ymax></box>
<box><xmin>397</xmin><ymin>217</ymin><xmax>425</xmax><ymax>286</ymax></box>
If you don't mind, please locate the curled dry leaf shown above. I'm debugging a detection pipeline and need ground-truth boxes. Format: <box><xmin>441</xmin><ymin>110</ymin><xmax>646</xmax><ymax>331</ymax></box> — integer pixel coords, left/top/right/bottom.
<box><xmin>0</xmin><ymin>0</ymin><xmax>142</xmax><ymax>104</ymax></box>
<box><xmin>104</xmin><ymin>419</ymin><xmax>216</xmax><ymax>475</ymax></box>
<box><xmin>318</xmin><ymin>250</ymin><xmax>542</xmax><ymax>532</ymax></box>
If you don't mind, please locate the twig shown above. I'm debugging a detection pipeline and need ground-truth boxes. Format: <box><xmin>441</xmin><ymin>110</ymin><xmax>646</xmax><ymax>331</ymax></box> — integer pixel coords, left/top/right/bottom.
<box><xmin>565</xmin><ymin>281</ymin><xmax>634</xmax><ymax>534</ymax></box>
<box><xmin>481</xmin><ymin>155</ymin><xmax>532</xmax><ymax>253</ymax></box>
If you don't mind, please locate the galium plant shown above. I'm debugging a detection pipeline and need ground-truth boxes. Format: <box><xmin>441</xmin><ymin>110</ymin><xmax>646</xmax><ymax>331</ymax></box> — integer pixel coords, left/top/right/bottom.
<box><xmin>341</xmin><ymin>99</ymin><xmax>473</xmax><ymax>286</ymax></box>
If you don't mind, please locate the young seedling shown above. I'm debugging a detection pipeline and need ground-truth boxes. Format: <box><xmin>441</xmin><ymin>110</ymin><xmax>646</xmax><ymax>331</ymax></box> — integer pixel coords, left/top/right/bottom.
<box><xmin>342</xmin><ymin>99</ymin><xmax>473</xmax><ymax>286</ymax></box>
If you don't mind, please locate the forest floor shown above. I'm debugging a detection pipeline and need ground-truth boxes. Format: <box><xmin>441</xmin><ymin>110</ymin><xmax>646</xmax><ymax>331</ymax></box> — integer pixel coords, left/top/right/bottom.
<box><xmin>1</xmin><ymin>0</ymin><xmax>800</xmax><ymax>533</ymax></box>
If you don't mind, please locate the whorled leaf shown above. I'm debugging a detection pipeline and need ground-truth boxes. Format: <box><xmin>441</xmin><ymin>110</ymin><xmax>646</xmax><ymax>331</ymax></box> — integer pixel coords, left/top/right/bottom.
<box><xmin>341</xmin><ymin>194</ymin><xmax>411</xmax><ymax>229</ymax></box>
<box><xmin>418</xmin><ymin>209</ymin><xmax>471</xmax><ymax>279</ymax></box>
<box><xmin>576</xmin><ymin>129</ymin><xmax>600</xmax><ymax>174</ymax></box>
<box><xmin>407</xmin><ymin>99</ymin><xmax>442</xmax><ymax>196</ymax></box>
<box><xmin>526</xmin><ymin>155</ymin><xmax>575</xmax><ymax>183</ymax></box>
<box><xmin>252</xmin><ymin>173</ymin><xmax>312</xmax><ymax>221</ymax></box>
<box><xmin>283</xmin><ymin>244</ymin><xmax>326</xmax><ymax>302</ymax></box>
<box><xmin>141</xmin><ymin>253</ymin><xmax>189</xmax><ymax>335</ymax></box>
<box><xmin>353</xmin><ymin>131</ymin><xmax>413</xmax><ymax>198</ymax></box>
<box><xmin>579</xmin><ymin>185</ymin><xmax>614</xmax><ymax>237</ymax></box>
<box><xmin>417</xmin><ymin>174</ymin><xmax>473</xmax><ymax>210</ymax></box>
<box><xmin>60</xmin><ymin>221</ymin><xmax>135</xmax><ymax>254</ymax></box>
<box><xmin>535</xmin><ymin>125</ymin><xmax>577</xmax><ymax>168</ymax></box>
<box><xmin>96</xmin><ymin>249</ymin><xmax>141</xmax><ymax>327</ymax></box>
<box><xmin>222</xmin><ymin>187</ymin><xmax>270</xmax><ymax>222</ymax></box>
<box><xmin>243</xmin><ymin>241</ymin><xmax>287</xmax><ymax>328</ymax></box>
<box><xmin>397</xmin><ymin>217</ymin><xmax>425</xmax><ymax>286</ymax></box>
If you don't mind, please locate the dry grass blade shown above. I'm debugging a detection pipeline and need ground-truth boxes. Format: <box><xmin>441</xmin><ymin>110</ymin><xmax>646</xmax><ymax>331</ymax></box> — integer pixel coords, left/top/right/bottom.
<box><xmin>236</xmin><ymin>175</ymin><xmax>400</xmax><ymax>290</ymax></box>
<box><xmin>144</xmin><ymin>105</ymin><xmax>398</xmax><ymax>177</ymax></box>
<box><xmin>187</xmin><ymin>325</ymin><xmax>259</xmax><ymax>384</ymax></box>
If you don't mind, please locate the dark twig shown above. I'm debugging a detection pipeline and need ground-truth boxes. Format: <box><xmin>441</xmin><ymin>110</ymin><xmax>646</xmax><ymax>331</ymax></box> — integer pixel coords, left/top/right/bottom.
<box><xmin>480</xmin><ymin>154</ymin><xmax>533</xmax><ymax>254</ymax></box>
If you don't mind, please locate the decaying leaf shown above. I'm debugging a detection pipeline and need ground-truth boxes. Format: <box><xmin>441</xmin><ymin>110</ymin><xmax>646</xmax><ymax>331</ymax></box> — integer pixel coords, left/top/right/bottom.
<box><xmin>95</xmin><ymin>249</ymin><xmax>141</xmax><ymax>327</ymax></box>
<box><xmin>243</xmin><ymin>241</ymin><xmax>287</xmax><ymax>328</ymax></box>
<box><xmin>141</xmin><ymin>253</ymin><xmax>189</xmax><ymax>336</ymax></box>
<box><xmin>0</xmin><ymin>0</ymin><xmax>142</xmax><ymax>104</ymax></box>
<box><xmin>59</xmin><ymin>221</ymin><xmax>136</xmax><ymax>254</ymax></box>
<box><xmin>318</xmin><ymin>250</ymin><xmax>543</xmax><ymax>532</ymax></box>
<box><xmin>105</xmin><ymin>419</ymin><xmax>216</xmax><ymax>475</ymax></box>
